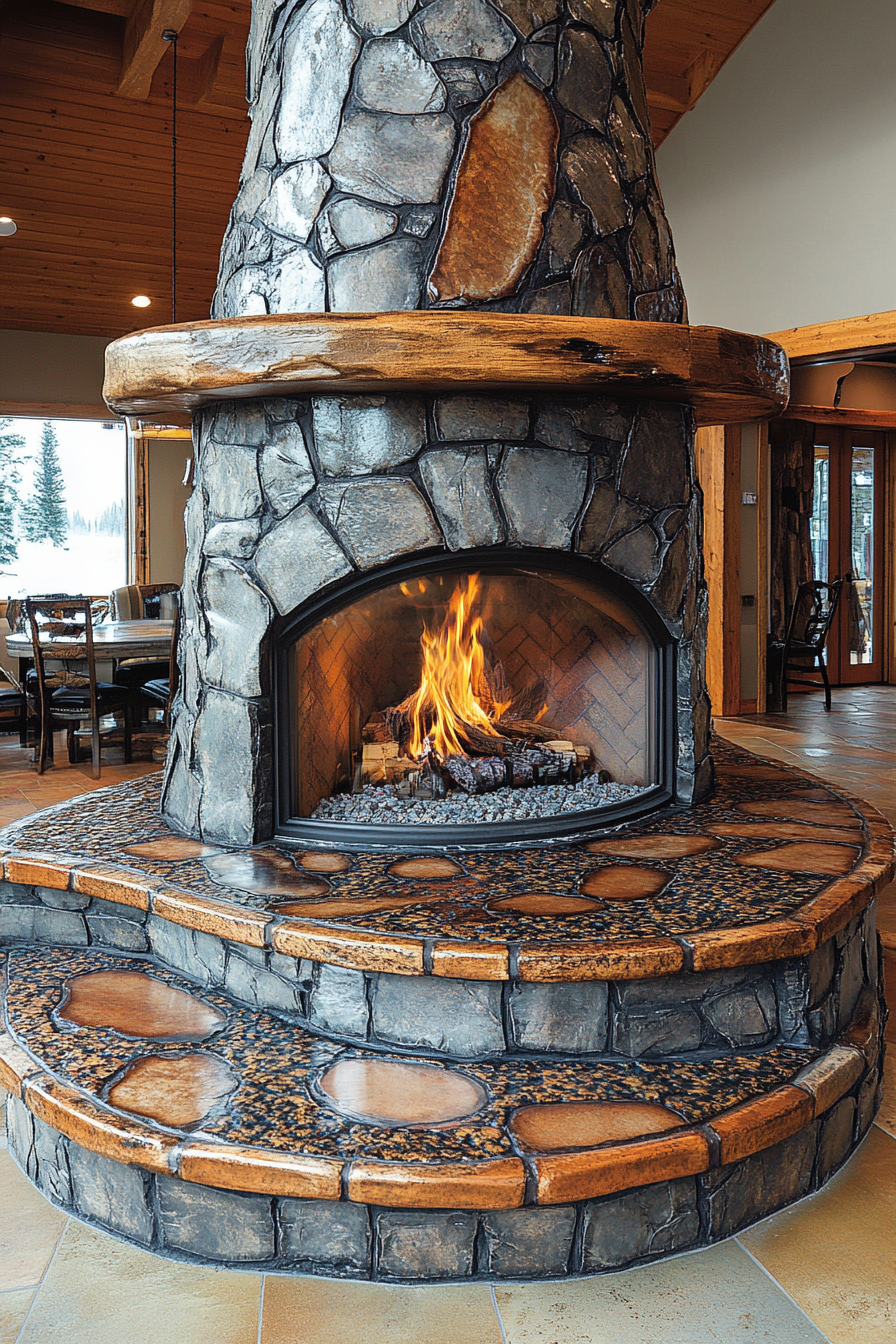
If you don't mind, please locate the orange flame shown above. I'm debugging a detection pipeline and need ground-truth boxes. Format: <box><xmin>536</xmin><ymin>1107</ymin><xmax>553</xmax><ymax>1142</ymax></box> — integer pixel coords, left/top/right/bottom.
<box><xmin>407</xmin><ymin>574</ymin><xmax>511</xmax><ymax>757</ymax></box>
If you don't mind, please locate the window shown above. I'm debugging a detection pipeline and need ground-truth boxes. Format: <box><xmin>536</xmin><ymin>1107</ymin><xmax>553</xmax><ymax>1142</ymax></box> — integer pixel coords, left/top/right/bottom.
<box><xmin>0</xmin><ymin>417</ymin><xmax>127</xmax><ymax>599</ymax></box>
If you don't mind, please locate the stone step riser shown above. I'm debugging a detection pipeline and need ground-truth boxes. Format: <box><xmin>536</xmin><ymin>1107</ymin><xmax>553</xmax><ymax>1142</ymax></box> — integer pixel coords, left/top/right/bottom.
<box><xmin>4</xmin><ymin>1060</ymin><xmax>882</xmax><ymax>1282</ymax></box>
<box><xmin>0</xmin><ymin>879</ymin><xmax>879</xmax><ymax>1062</ymax></box>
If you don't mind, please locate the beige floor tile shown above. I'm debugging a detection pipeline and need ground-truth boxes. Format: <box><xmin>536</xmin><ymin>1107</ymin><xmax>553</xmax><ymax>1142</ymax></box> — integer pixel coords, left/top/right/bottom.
<box><xmin>0</xmin><ymin>1150</ymin><xmax>67</xmax><ymax>1291</ymax></box>
<box><xmin>495</xmin><ymin>1241</ymin><xmax>826</xmax><ymax>1343</ymax></box>
<box><xmin>262</xmin><ymin>1277</ymin><xmax>502</xmax><ymax>1344</ymax></box>
<box><xmin>876</xmin><ymin>1053</ymin><xmax>896</xmax><ymax>1139</ymax></box>
<box><xmin>884</xmin><ymin>955</ymin><xmax>896</xmax><ymax>1045</ymax></box>
<box><xmin>0</xmin><ymin>1289</ymin><xmax>35</xmax><ymax>1344</ymax></box>
<box><xmin>740</xmin><ymin>1125</ymin><xmax>896</xmax><ymax>1344</ymax></box>
<box><xmin>18</xmin><ymin>1219</ymin><xmax>260</xmax><ymax>1344</ymax></box>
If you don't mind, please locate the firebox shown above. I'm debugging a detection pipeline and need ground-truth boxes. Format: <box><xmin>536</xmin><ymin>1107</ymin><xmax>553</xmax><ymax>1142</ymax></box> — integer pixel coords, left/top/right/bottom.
<box><xmin>276</xmin><ymin>550</ymin><xmax>674</xmax><ymax>848</ymax></box>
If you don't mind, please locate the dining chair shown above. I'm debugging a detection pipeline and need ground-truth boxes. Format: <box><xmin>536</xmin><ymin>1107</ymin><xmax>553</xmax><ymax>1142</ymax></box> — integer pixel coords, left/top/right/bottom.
<box><xmin>767</xmin><ymin>577</ymin><xmax>844</xmax><ymax>712</ymax></box>
<box><xmin>0</xmin><ymin>664</ymin><xmax>28</xmax><ymax>746</ymax></box>
<box><xmin>25</xmin><ymin>597</ymin><xmax>132</xmax><ymax>777</ymax></box>
<box><xmin>110</xmin><ymin>585</ymin><xmax>179</xmax><ymax>732</ymax></box>
<box><xmin>140</xmin><ymin>594</ymin><xmax>180</xmax><ymax>729</ymax></box>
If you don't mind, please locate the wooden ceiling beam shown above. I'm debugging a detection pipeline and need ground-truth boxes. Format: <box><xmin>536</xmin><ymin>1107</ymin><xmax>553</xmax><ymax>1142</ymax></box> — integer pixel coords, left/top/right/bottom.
<box><xmin>767</xmin><ymin>312</ymin><xmax>896</xmax><ymax>365</ymax></box>
<box><xmin>118</xmin><ymin>0</ymin><xmax>191</xmax><ymax>99</ymax></box>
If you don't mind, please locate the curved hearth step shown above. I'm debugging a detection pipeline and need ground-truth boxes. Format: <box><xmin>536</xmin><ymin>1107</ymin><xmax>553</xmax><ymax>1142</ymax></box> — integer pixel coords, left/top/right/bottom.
<box><xmin>0</xmin><ymin>942</ymin><xmax>883</xmax><ymax>1281</ymax></box>
<box><xmin>0</xmin><ymin>746</ymin><xmax>891</xmax><ymax>1065</ymax></box>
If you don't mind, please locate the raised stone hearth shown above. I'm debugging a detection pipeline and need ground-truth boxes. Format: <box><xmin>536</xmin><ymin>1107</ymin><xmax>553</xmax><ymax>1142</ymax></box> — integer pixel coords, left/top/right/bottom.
<box><xmin>0</xmin><ymin>744</ymin><xmax>893</xmax><ymax>1279</ymax></box>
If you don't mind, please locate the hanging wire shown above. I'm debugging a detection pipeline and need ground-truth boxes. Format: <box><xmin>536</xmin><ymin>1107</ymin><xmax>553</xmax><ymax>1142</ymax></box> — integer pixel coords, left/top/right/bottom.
<box><xmin>162</xmin><ymin>30</ymin><xmax>178</xmax><ymax>323</ymax></box>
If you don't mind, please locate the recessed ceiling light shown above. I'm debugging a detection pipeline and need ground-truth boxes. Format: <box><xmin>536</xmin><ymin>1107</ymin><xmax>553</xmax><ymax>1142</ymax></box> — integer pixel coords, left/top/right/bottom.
<box><xmin>0</xmin><ymin>217</ymin><xmax>17</xmax><ymax>237</ymax></box>
<box><xmin>131</xmin><ymin>295</ymin><xmax>151</xmax><ymax>308</ymax></box>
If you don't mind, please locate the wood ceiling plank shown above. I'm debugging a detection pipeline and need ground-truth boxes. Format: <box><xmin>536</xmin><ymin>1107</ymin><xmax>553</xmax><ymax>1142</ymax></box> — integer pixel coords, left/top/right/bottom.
<box><xmin>645</xmin><ymin>0</ymin><xmax>779</xmax><ymax>144</ymax></box>
<box><xmin>52</xmin><ymin>0</ymin><xmax>134</xmax><ymax>12</ymax></box>
<box><xmin>0</xmin><ymin>0</ymin><xmax>778</xmax><ymax>334</ymax></box>
<box><xmin>118</xmin><ymin>0</ymin><xmax>192</xmax><ymax>98</ymax></box>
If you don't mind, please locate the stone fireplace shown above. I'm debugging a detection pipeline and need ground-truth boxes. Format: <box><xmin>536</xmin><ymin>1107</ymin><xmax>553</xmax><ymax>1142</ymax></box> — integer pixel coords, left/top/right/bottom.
<box><xmin>6</xmin><ymin>0</ymin><xmax>890</xmax><ymax>1291</ymax></box>
<box><xmin>122</xmin><ymin>0</ymin><xmax>736</xmax><ymax>851</ymax></box>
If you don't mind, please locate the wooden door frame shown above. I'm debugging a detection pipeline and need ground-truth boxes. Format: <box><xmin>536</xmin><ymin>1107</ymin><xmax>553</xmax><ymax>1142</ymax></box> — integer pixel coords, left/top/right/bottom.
<box><xmin>126</xmin><ymin>421</ymin><xmax>193</xmax><ymax>586</ymax></box>
<box><xmin>696</xmin><ymin>424</ymin><xmax>742</xmax><ymax>717</ymax></box>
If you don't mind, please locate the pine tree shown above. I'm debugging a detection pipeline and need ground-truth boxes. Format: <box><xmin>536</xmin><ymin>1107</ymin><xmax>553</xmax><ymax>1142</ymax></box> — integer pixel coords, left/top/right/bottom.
<box><xmin>21</xmin><ymin>421</ymin><xmax>68</xmax><ymax>548</ymax></box>
<box><xmin>0</xmin><ymin>417</ymin><xmax>27</xmax><ymax>566</ymax></box>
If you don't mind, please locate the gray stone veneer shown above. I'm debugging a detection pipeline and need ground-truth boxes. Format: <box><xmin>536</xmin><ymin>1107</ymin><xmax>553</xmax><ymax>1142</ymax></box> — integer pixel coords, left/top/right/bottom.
<box><xmin>162</xmin><ymin>392</ymin><xmax>709</xmax><ymax>846</ymax></box>
<box><xmin>215</xmin><ymin>0</ymin><xmax>685</xmax><ymax>324</ymax></box>
<box><xmin>0</xmin><ymin>880</ymin><xmax>878</xmax><ymax>1063</ymax></box>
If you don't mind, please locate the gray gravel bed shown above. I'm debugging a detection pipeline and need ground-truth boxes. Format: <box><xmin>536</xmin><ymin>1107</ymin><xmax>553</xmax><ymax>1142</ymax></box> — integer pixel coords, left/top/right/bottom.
<box><xmin>310</xmin><ymin>776</ymin><xmax>648</xmax><ymax>825</ymax></box>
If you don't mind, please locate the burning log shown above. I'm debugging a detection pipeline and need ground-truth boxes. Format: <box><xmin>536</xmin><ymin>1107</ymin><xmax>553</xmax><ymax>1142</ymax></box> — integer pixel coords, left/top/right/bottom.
<box><xmin>442</xmin><ymin>755</ymin><xmax>507</xmax><ymax>794</ymax></box>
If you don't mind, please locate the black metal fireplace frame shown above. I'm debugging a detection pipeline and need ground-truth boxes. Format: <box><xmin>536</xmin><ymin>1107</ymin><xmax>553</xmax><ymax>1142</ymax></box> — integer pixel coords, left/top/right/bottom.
<box><xmin>273</xmin><ymin>548</ymin><xmax>677</xmax><ymax>852</ymax></box>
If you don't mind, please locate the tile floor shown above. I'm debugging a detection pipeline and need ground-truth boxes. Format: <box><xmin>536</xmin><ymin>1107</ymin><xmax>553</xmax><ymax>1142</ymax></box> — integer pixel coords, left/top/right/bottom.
<box><xmin>0</xmin><ymin>687</ymin><xmax>894</xmax><ymax>1343</ymax></box>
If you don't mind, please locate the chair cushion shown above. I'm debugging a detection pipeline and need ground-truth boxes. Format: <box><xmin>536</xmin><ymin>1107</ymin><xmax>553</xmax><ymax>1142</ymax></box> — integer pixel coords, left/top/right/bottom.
<box><xmin>115</xmin><ymin>660</ymin><xmax>170</xmax><ymax>688</ymax></box>
<box><xmin>0</xmin><ymin>688</ymin><xmax>25</xmax><ymax>703</ymax></box>
<box><xmin>49</xmin><ymin>683</ymin><xmax>129</xmax><ymax>709</ymax></box>
<box><xmin>784</xmin><ymin>643</ymin><xmax>820</xmax><ymax>659</ymax></box>
<box><xmin>141</xmin><ymin>679</ymin><xmax>170</xmax><ymax>705</ymax></box>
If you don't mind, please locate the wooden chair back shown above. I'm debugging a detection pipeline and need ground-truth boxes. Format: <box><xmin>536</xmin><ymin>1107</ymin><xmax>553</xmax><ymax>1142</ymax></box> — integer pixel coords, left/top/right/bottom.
<box><xmin>25</xmin><ymin>597</ymin><xmax>100</xmax><ymax>774</ymax></box>
<box><xmin>783</xmin><ymin>579</ymin><xmax>844</xmax><ymax>654</ymax></box>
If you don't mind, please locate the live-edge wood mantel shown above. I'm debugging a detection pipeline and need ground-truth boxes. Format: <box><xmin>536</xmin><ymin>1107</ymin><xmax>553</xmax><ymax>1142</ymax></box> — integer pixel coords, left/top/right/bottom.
<box><xmin>104</xmin><ymin>313</ymin><xmax>790</xmax><ymax>428</ymax></box>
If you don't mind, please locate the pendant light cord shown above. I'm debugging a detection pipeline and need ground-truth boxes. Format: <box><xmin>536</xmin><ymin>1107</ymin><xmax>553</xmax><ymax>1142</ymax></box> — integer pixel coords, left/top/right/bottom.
<box><xmin>162</xmin><ymin>29</ymin><xmax>178</xmax><ymax>324</ymax></box>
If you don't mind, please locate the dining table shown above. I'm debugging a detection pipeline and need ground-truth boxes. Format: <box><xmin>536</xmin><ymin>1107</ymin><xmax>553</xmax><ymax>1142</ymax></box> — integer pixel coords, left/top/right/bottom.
<box><xmin>5</xmin><ymin>619</ymin><xmax>175</xmax><ymax>683</ymax></box>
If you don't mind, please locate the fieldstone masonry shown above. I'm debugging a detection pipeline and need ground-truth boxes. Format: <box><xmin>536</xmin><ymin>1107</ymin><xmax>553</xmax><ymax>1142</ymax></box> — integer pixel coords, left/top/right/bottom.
<box><xmin>217</xmin><ymin>0</ymin><xmax>684</xmax><ymax>322</ymax></box>
<box><xmin>163</xmin><ymin>391</ymin><xmax>707</xmax><ymax>844</ymax></box>
<box><xmin>159</xmin><ymin>0</ymin><xmax>709</xmax><ymax>847</ymax></box>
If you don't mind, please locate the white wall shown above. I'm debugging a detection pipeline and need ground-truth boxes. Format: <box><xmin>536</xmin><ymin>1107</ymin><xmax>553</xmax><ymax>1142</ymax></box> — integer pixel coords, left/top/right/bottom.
<box><xmin>0</xmin><ymin>330</ymin><xmax>112</xmax><ymax>412</ymax></box>
<box><xmin>656</xmin><ymin>0</ymin><xmax>896</xmax><ymax>334</ymax></box>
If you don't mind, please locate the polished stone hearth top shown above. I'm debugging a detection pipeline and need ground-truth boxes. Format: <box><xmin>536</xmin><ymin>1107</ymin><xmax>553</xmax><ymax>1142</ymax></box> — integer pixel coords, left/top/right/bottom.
<box><xmin>0</xmin><ymin>942</ymin><xmax>877</xmax><ymax>1215</ymax></box>
<box><xmin>1</xmin><ymin>742</ymin><xmax>892</xmax><ymax>982</ymax></box>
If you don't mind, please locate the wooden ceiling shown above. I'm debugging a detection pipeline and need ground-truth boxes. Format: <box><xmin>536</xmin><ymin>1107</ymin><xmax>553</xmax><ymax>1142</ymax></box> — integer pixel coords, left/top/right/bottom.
<box><xmin>0</xmin><ymin>0</ymin><xmax>778</xmax><ymax>339</ymax></box>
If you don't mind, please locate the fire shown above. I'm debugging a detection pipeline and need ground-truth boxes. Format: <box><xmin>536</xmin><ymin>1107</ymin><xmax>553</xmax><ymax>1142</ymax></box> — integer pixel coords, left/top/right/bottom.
<box><xmin>406</xmin><ymin>574</ymin><xmax>512</xmax><ymax>758</ymax></box>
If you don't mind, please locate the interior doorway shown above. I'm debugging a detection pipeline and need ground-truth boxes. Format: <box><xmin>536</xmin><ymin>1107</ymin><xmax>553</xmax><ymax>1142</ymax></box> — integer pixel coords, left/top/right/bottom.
<box><xmin>811</xmin><ymin>426</ymin><xmax>886</xmax><ymax>684</ymax></box>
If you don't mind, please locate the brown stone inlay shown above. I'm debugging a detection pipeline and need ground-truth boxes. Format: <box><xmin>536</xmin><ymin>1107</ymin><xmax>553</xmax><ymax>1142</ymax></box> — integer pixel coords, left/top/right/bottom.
<box><xmin>124</xmin><ymin>838</ymin><xmax>221</xmax><ymax>860</ymax></box>
<box><xmin>204</xmin><ymin>848</ymin><xmax>331</xmax><ymax>898</ymax></box>
<box><xmin>386</xmin><ymin>857</ymin><xmax>463</xmax><ymax>879</ymax></box>
<box><xmin>297</xmin><ymin>852</ymin><xmax>352</xmax><ymax>873</ymax></box>
<box><xmin>318</xmin><ymin>1058</ymin><xmax>487</xmax><ymax>1128</ymax></box>
<box><xmin>58</xmin><ymin>971</ymin><xmax>225</xmax><ymax>1041</ymax></box>
<box><xmin>428</xmin><ymin>73</ymin><xmax>559</xmax><ymax>303</ymax></box>
<box><xmin>585</xmin><ymin>835</ymin><xmax>720</xmax><ymax>860</ymax></box>
<box><xmin>708</xmin><ymin>822</ymin><xmax>863</xmax><ymax>843</ymax></box>
<box><xmin>735</xmin><ymin>842</ymin><xmax>861</xmax><ymax>877</ymax></box>
<box><xmin>271</xmin><ymin>892</ymin><xmax>450</xmax><ymax>919</ymax></box>
<box><xmin>579</xmin><ymin>865</ymin><xmax>670</xmax><ymax>901</ymax></box>
<box><xmin>107</xmin><ymin>1052</ymin><xmax>238</xmax><ymax>1128</ymax></box>
<box><xmin>736</xmin><ymin>799</ymin><xmax>861</xmax><ymax>828</ymax></box>
<box><xmin>488</xmin><ymin>892</ymin><xmax>603</xmax><ymax>915</ymax></box>
<box><xmin>511</xmin><ymin>1100</ymin><xmax>686</xmax><ymax>1152</ymax></box>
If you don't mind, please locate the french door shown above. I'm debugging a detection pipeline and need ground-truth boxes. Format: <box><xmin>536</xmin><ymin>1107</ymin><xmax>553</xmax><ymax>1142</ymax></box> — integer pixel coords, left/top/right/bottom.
<box><xmin>810</xmin><ymin>427</ymin><xmax>885</xmax><ymax>684</ymax></box>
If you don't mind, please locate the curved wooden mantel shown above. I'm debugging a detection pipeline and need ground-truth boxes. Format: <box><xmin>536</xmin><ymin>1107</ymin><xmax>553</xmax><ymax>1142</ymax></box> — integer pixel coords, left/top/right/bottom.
<box><xmin>104</xmin><ymin>313</ymin><xmax>789</xmax><ymax>427</ymax></box>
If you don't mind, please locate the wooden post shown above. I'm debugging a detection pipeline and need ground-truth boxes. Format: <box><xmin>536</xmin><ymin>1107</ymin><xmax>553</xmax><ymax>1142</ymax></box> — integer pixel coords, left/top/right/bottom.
<box><xmin>756</xmin><ymin>421</ymin><xmax>770</xmax><ymax>711</ymax></box>
<box><xmin>696</xmin><ymin>424</ymin><xmax>741</xmax><ymax>717</ymax></box>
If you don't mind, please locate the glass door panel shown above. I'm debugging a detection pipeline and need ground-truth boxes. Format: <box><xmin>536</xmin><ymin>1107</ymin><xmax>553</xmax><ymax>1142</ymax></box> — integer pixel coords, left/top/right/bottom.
<box><xmin>810</xmin><ymin>445</ymin><xmax>830</xmax><ymax>588</ymax></box>
<box><xmin>848</xmin><ymin>446</ymin><xmax>875</xmax><ymax>666</ymax></box>
<box><xmin>813</xmin><ymin>427</ymin><xmax>885</xmax><ymax>685</ymax></box>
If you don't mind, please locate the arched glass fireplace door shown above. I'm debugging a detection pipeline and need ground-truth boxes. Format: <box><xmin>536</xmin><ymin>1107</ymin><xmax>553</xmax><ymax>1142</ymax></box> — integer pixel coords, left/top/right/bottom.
<box><xmin>275</xmin><ymin>550</ymin><xmax>676</xmax><ymax>850</ymax></box>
